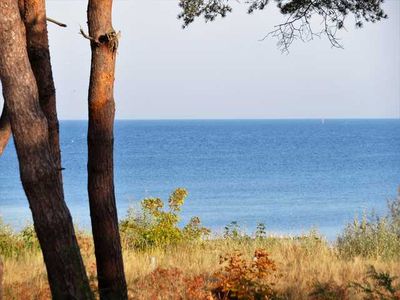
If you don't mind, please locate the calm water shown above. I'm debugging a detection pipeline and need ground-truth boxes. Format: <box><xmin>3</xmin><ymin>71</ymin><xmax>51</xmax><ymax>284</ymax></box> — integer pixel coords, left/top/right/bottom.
<box><xmin>0</xmin><ymin>120</ymin><xmax>399</xmax><ymax>239</ymax></box>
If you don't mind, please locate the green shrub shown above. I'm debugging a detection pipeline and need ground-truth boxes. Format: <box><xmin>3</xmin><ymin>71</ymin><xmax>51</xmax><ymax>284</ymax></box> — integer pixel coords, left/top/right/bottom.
<box><xmin>0</xmin><ymin>219</ymin><xmax>39</xmax><ymax>257</ymax></box>
<box><xmin>0</xmin><ymin>219</ymin><xmax>16</xmax><ymax>257</ymax></box>
<box><xmin>337</xmin><ymin>190</ymin><xmax>400</xmax><ymax>260</ymax></box>
<box><xmin>18</xmin><ymin>224</ymin><xmax>39</xmax><ymax>251</ymax></box>
<box><xmin>119</xmin><ymin>188</ymin><xmax>210</xmax><ymax>250</ymax></box>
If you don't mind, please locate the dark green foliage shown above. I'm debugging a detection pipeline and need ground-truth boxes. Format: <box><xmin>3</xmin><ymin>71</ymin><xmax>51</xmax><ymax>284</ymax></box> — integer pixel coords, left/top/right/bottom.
<box><xmin>178</xmin><ymin>0</ymin><xmax>232</xmax><ymax>28</ymax></box>
<box><xmin>276</xmin><ymin>0</ymin><xmax>386</xmax><ymax>24</ymax></box>
<box><xmin>178</xmin><ymin>0</ymin><xmax>387</xmax><ymax>51</ymax></box>
<box><xmin>179</xmin><ymin>0</ymin><xmax>386</xmax><ymax>26</ymax></box>
<box><xmin>248</xmin><ymin>0</ymin><xmax>270</xmax><ymax>14</ymax></box>
<box><xmin>119</xmin><ymin>188</ymin><xmax>210</xmax><ymax>250</ymax></box>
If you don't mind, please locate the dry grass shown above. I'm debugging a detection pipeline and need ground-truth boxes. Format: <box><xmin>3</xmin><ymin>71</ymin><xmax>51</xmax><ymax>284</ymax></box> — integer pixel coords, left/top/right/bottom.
<box><xmin>2</xmin><ymin>190</ymin><xmax>400</xmax><ymax>298</ymax></box>
<box><xmin>2</xmin><ymin>235</ymin><xmax>399</xmax><ymax>299</ymax></box>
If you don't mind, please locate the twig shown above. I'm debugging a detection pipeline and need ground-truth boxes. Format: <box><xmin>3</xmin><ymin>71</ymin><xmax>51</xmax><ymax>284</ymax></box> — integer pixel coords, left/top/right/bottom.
<box><xmin>79</xmin><ymin>27</ymin><xmax>98</xmax><ymax>44</ymax></box>
<box><xmin>46</xmin><ymin>17</ymin><xmax>67</xmax><ymax>28</ymax></box>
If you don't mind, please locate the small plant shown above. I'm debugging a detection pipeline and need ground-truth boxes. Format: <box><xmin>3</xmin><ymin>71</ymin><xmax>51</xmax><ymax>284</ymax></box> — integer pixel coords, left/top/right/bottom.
<box><xmin>211</xmin><ymin>249</ymin><xmax>280</xmax><ymax>300</ymax></box>
<box><xmin>351</xmin><ymin>266</ymin><xmax>400</xmax><ymax>299</ymax></box>
<box><xmin>223</xmin><ymin>221</ymin><xmax>249</xmax><ymax>241</ymax></box>
<box><xmin>119</xmin><ymin>188</ymin><xmax>210</xmax><ymax>250</ymax></box>
<box><xmin>255</xmin><ymin>223</ymin><xmax>267</xmax><ymax>239</ymax></box>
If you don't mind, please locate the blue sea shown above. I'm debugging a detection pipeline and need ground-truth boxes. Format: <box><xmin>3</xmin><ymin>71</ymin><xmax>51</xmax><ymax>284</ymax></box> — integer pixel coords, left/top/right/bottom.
<box><xmin>0</xmin><ymin>120</ymin><xmax>399</xmax><ymax>240</ymax></box>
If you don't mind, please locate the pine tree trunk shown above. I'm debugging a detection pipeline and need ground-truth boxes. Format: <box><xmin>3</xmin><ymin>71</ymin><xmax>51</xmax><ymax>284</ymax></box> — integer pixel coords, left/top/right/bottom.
<box><xmin>0</xmin><ymin>105</ymin><xmax>11</xmax><ymax>156</ymax></box>
<box><xmin>0</xmin><ymin>1</ymin><xmax>92</xmax><ymax>299</ymax></box>
<box><xmin>20</xmin><ymin>0</ymin><xmax>62</xmax><ymax>170</ymax></box>
<box><xmin>86</xmin><ymin>0</ymin><xmax>128</xmax><ymax>299</ymax></box>
<box><xmin>0</xmin><ymin>258</ymin><xmax>3</xmax><ymax>300</ymax></box>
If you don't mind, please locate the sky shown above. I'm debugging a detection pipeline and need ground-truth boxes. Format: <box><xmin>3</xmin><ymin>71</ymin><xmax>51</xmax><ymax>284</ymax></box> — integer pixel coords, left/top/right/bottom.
<box><xmin>28</xmin><ymin>1</ymin><xmax>400</xmax><ymax>119</ymax></box>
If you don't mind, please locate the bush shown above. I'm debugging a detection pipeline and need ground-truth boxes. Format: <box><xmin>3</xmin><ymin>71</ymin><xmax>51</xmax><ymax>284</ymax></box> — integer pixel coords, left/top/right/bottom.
<box><xmin>18</xmin><ymin>225</ymin><xmax>39</xmax><ymax>251</ymax></box>
<box><xmin>119</xmin><ymin>188</ymin><xmax>210</xmax><ymax>250</ymax></box>
<box><xmin>211</xmin><ymin>249</ymin><xmax>280</xmax><ymax>300</ymax></box>
<box><xmin>0</xmin><ymin>219</ymin><xmax>39</xmax><ymax>257</ymax></box>
<box><xmin>133</xmin><ymin>249</ymin><xmax>281</xmax><ymax>299</ymax></box>
<box><xmin>337</xmin><ymin>190</ymin><xmax>400</xmax><ymax>260</ymax></box>
<box><xmin>0</xmin><ymin>219</ymin><xmax>15</xmax><ymax>257</ymax></box>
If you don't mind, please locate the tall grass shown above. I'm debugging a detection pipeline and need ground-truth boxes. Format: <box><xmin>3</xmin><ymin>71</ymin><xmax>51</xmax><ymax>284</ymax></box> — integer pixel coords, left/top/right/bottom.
<box><xmin>3</xmin><ymin>233</ymin><xmax>399</xmax><ymax>299</ymax></box>
<box><xmin>1</xmin><ymin>188</ymin><xmax>400</xmax><ymax>299</ymax></box>
<box><xmin>337</xmin><ymin>190</ymin><xmax>400</xmax><ymax>260</ymax></box>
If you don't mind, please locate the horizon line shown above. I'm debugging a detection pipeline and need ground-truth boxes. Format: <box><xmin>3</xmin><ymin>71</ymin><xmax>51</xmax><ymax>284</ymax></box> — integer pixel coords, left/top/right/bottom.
<box><xmin>58</xmin><ymin>117</ymin><xmax>400</xmax><ymax>121</ymax></box>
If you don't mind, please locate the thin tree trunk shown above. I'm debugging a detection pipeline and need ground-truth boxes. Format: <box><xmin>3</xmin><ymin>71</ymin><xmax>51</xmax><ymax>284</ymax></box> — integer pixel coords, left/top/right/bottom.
<box><xmin>20</xmin><ymin>0</ymin><xmax>62</xmax><ymax>170</ymax></box>
<box><xmin>0</xmin><ymin>104</ymin><xmax>11</xmax><ymax>156</ymax></box>
<box><xmin>0</xmin><ymin>258</ymin><xmax>3</xmax><ymax>300</ymax></box>
<box><xmin>86</xmin><ymin>1</ymin><xmax>127</xmax><ymax>299</ymax></box>
<box><xmin>0</xmin><ymin>1</ymin><xmax>92</xmax><ymax>299</ymax></box>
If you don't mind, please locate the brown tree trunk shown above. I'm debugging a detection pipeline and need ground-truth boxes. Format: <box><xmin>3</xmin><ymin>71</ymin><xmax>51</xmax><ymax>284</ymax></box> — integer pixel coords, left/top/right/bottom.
<box><xmin>19</xmin><ymin>0</ymin><xmax>62</xmax><ymax>170</ymax></box>
<box><xmin>0</xmin><ymin>258</ymin><xmax>3</xmax><ymax>300</ymax></box>
<box><xmin>0</xmin><ymin>1</ymin><xmax>92</xmax><ymax>299</ymax></box>
<box><xmin>0</xmin><ymin>0</ymin><xmax>60</xmax><ymax>159</ymax></box>
<box><xmin>0</xmin><ymin>104</ymin><xmax>11</xmax><ymax>156</ymax></box>
<box><xmin>86</xmin><ymin>1</ymin><xmax>127</xmax><ymax>299</ymax></box>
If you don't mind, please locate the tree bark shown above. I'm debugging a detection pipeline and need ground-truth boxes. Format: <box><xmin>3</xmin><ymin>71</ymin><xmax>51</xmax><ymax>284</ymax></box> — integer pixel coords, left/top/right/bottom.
<box><xmin>86</xmin><ymin>1</ymin><xmax>127</xmax><ymax>299</ymax></box>
<box><xmin>19</xmin><ymin>0</ymin><xmax>62</xmax><ymax>170</ymax></box>
<box><xmin>0</xmin><ymin>104</ymin><xmax>11</xmax><ymax>156</ymax></box>
<box><xmin>0</xmin><ymin>1</ymin><xmax>92</xmax><ymax>299</ymax></box>
<box><xmin>0</xmin><ymin>258</ymin><xmax>3</xmax><ymax>300</ymax></box>
<box><xmin>0</xmin><ymin>0</ymin><xmax>60</xmax><ymax>159</ymax></box>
